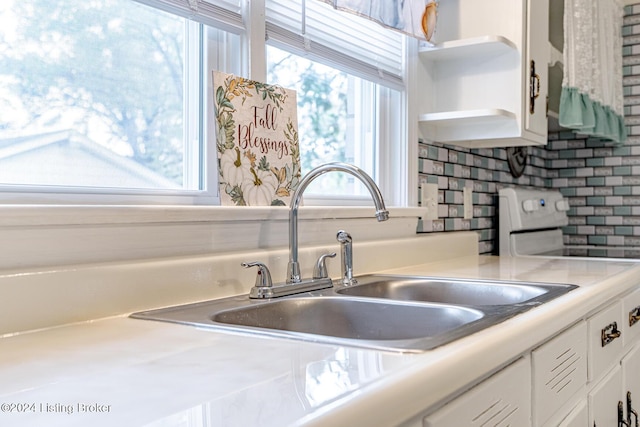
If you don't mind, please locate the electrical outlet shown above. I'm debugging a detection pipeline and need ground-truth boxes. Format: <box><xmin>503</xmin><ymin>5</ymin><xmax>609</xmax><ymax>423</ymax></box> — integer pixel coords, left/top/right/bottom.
<box><xmin>421</xmin><ymin>183</ymin><xmax>439</xmax><ymax>220</ymax></box>
<box><xmin>463</xmin><ymin>187</ymin><xmax>473</xmax><ymax>219</ymax></box>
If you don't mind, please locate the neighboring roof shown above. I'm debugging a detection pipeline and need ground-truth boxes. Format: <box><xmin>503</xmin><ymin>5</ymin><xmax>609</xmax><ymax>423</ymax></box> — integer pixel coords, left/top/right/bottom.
<box><xmin>0</xmin><ymin>130</ymin><xmax>180</xmax><ymax>189</ymax></box>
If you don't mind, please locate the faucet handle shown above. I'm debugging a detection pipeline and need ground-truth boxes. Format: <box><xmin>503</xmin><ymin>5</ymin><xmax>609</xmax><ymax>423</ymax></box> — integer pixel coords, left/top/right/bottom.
<box><xmin>241</xmin><ymin>261</ymin><xmax>273</xmax><ymax>288</ymax></box>
<box><xmin>313</xmin><ymin>252</ymin><xmax>336</xmax><ymax>279</ymax></box>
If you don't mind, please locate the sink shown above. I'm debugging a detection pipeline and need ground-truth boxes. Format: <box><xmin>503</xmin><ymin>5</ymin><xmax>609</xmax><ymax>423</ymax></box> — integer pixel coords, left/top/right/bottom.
<box><xmin>213</xmin><ymin>297</ymin><xmax>482</xmax><ymax>341</ymax></box>
<box><xmin>335</xmin><ymin>275</ymin><xmax>572</xmax><ymax>306</ymax></box>
<box><xmin>131</xmin><ymin>275</ymin><xmax>577</xmax><ymax>353</ymax></box>
<box><xmin>132</xmin><ymin>296</ymin><xmax>489</xmax><ymax>352</ymax></box>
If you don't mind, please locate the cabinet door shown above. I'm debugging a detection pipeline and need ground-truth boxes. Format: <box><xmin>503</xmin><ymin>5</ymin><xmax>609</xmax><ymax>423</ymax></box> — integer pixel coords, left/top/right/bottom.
<box><xmin>622</xmin><ymin>344</ymin><xmax>640</xmax><ymax>423</ymax></box>
<box><xmin>423</xmin><ymin>357</ymin><xmax>531</xmax><ymax>427</ymax></box>
<box><xmin>558</xmin><ymin>400</ymin><xmax>588</xmax><ymax>427</ymax></box>
<box><xmin>589</xmin><ymin>365</ymin><xmax>623</xmax><ymax>427</ymax></box>
<box><xmin>532</xmin><ymin>321</ymin><xmax>587</xmax><ymax>426</ymax></box>
<box><xmin>525</xmin><ymin>0</ymin><xmax>549</xmax><ymax>136</ymax></box>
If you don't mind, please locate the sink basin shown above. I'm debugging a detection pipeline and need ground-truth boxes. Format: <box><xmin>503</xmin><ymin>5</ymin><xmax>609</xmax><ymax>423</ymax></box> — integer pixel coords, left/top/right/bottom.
<box><xmin>132</xmin><ymin>296</ymin><xmax>488</xmax><ymax>352</ymax></box>
<box><xmin>131</xmin><ymin>275</ymin><xmax>577</xmax><ymax>353</ymax></box>
<box><xmin>336</xmin><ymin>275</ymin><xmax>575</xmax><ymax>307</ymax></box>
<box><xmin>213</xmin><ymin>297</ymin><xmax>482</xmax><ymax>341</ymax></box>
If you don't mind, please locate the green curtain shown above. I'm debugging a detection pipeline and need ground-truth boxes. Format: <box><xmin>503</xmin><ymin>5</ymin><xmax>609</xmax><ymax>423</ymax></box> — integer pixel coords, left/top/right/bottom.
<box><xmin>559</xmin><ymin>0</ymin><xmax>626</xmax><ymax>144</ymax></box>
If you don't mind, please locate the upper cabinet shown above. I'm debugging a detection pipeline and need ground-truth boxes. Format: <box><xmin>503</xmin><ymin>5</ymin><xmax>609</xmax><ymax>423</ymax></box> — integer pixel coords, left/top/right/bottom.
<box><xmin>417</xmin><ymin>0</ymin><xmax>550</xmax><ymax>148</ymax></box>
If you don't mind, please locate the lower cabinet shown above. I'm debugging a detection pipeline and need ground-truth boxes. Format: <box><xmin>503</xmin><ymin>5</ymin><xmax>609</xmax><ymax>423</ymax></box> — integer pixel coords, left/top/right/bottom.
<box><xmin>557</xmin><ymin>400</ymin><xmax>588</xmax><ymax>427</ymax></box>
<box><xmin>418</xmin><ymin>287</ymin><xmax>640</xmax><ymax>427</ymax></box>
<box><xmin>587</xmin><ymin>344</ymin><xmax>640</xmax><ymax>427</ymax></box>
<box><xmin>589</xmin><ymin>365</ymin><xmax>622</xmax><ymax>427</ymax></box>
<box><xmin>622</xmin><ymin>344</ymin><xmax>640</xmax><ymax>427</ymax></box>
<box><xmin>531</xmin><ymin>321</ymin><xmax>587</xmax><ymax>426</ymax></box>
<box><xmin>423</xmin><ymin>357</ymin><xmax>531</xmax><ymax>427</ymax></box>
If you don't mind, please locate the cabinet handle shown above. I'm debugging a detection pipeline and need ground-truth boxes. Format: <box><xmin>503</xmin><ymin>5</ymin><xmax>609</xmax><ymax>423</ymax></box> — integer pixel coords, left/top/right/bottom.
<box><xmin>601</xmin><ymin>321</ymin><xmax>622</xmax><ymax>347</ymax></box>
<box><xmin>630</xmin><ymin>306</ymin><xmax>640</xmax><ymax>327</ymax></box>
<box><xmin>621</xmin><ymin>401</ymin><xmax>631</xmax><ymax>427</ymax></box>
<box><xmin>629</xmin><ymin>392</ymin><xmax>639</xmax><ymax>427</ymax></box>
<box><xmin>529</xmin><ymin>60</ymin><xmax>541</xmax><ymax>114</ymax></box>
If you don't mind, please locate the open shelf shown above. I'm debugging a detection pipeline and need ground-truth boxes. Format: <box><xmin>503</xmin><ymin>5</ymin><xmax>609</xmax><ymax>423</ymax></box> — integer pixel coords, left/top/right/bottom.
<box><xmin>419</xmin><ymin>108</ymin><xmax>519</xmax><ymax>143</ymax></box>
<box><xmin>419</xmin><ymin>35</ymin><xmax>517</xmax><ymax>61</ymax></box>
<box><xmin>419</xmin><ymin>108</ymin><xmax>516</xmax><ymax>126</ymax></box>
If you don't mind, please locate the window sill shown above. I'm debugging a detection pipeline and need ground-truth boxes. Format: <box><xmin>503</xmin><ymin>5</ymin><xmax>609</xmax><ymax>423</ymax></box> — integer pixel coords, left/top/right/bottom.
<box><xmin>0</xmin><ymin>204</ymin><xmax>425</xmax><ymax>226</ymax></box>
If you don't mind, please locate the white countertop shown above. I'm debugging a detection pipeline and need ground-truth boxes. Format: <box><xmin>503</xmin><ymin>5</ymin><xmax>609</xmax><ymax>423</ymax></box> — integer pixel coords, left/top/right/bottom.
<box><xmin>1</xmin><ymin>253</ymin><xmax>639</xmax><ymax>427</ymax></box>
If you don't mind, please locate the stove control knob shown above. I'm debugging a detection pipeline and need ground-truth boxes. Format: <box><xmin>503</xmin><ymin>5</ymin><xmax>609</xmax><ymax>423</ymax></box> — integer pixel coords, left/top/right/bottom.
<box><xmin>522</xmin><ymin>199</ymin><xmax>539</xmax><ymax>212</ymax></box>
<box><xmin>556</xmin><ymin>199</ymin><xmax>570</xmax><ymax>212</ymax></box>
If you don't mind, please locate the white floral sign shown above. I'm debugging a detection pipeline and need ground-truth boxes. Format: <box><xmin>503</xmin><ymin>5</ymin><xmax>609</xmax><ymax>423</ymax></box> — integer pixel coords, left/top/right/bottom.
<box><xmin>213</xmin><ymin>71</ymin><xmax>301</xmax><ymax>206</ymax></box>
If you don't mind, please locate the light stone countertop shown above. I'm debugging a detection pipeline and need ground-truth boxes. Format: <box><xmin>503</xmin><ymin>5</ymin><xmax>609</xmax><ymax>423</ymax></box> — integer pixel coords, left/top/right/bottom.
<box><xmin>1</xmin><ymin>254</ymin><xmax>638</xmax><ymax>427</ymax></box>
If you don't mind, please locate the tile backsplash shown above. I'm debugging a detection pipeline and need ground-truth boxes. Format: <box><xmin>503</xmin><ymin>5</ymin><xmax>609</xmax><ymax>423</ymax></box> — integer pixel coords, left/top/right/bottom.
<box><xmin>417</xmin><ymin>4</ymin><xmax>640</xmax><ymax>256</ymax></box>
<box><xmin>417</xmin><ymin>142</ymin><xmax>547</xmax><ymax>255</ymax></box>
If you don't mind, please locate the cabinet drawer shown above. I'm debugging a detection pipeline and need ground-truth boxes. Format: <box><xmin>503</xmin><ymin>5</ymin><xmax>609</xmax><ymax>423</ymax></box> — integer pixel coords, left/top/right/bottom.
<box><xmin>588</xmin><ymin>301</ymin><xmax>624</xmax><ymax>383</ymax></box>
<box><xmin>532</xmin><ymin>321</ymin><xmax>587</xmax><ymax>426</ymax></box>
<box><xmin>624</xmin><ymin>287</ymin><xmax>640</xmax><ymax>347</ymax></box>
<box><xmin>423</xmin><ymin>357</ymin><xmax>531</xmax><ymax>427</ymax></box>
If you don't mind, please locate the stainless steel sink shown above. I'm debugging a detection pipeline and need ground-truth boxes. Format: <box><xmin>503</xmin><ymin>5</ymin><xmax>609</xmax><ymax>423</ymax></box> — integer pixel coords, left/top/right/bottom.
<box><xmin>132</xmin><ymin>295</ymin><xmax>488</xmax><ymax>352</ymax></box>
<box><xmin>213</xmin><ymin>297</ymin><xmax>482</xmax><ymax>340</ymax></box>
<box><xmin>131</xmin><ymin>275</ymin><xmax>577</xmax><ymax>353</ymax></box>
<box><xmin>336</xmin><ymin>275</ymin><xmax>573</xmax><ymax>306</ymax></box>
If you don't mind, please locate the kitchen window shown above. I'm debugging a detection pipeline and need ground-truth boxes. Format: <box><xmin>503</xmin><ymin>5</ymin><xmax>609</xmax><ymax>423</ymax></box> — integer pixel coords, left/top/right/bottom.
<box><xmin>0</xmin><ymin>0</ymin><xmax>408</xmax><ymax>205</ymax></box>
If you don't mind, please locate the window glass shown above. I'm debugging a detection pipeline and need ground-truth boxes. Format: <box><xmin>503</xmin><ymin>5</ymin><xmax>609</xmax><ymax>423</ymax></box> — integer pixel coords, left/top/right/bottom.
<box><xmin>265</xmin><ymin>0</ymin><xmax>405</xmax><ymax>200</ymax></box>
<box><xmin>0</xmin><ymin>0</ymin><xmax>192</xmax><ymax>190</ymax></box>
<box><xmin>0</xmin><ymin>0</ymin><xmax>405</xmax><ymax>205</ymax></box>
<box><xmin>267</xmin><ymin>45</ymin><xmax>379</xmax><ymax>196</ymax></box>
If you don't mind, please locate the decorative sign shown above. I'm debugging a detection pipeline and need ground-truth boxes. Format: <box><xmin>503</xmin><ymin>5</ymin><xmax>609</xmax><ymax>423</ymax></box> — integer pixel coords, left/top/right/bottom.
<box><xmin>213</xmin><ymin>71</ymin><xmax>301</xmax><ymax>206</ymax></box>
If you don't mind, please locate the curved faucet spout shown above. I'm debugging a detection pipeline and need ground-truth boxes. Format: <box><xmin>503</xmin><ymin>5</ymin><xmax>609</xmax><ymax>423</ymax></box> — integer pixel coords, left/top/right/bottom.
<box><xmin>287</xmin><ymin>162</ymin><xmax>389</xmax><ymax>283</ymax></box>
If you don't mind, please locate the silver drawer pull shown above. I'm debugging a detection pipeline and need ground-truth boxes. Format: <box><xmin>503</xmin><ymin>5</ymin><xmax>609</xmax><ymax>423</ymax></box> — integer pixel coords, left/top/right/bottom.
<box><xmin>602</xmin><ymin>321</ymin><xmax>622</xmax><ymax>347</ymax></box>
<box><xmin>630</xmin><ymin>306</ymin><xmax>640</xmax><ymax>327</ymax></box>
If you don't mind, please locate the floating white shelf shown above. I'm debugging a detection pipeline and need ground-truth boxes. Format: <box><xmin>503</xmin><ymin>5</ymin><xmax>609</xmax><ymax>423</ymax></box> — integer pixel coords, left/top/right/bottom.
<box><xmin>419</xmin><ymin>35</ymin><xmax>517</xmax><ymax>61</ymax></box>
<box><xmin>419</xmin><ymin>108</ymin><xmax>516</xmax><ymax>126</ymax></box>
<box><xmin>418</xmin><ymin>109</ymin><xmax>519</xmax><ymax>143</ymax></box>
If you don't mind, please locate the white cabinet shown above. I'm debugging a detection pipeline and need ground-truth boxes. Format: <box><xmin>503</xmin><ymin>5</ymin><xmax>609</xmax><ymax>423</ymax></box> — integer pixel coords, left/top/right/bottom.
<box><xmin>622</xmin><ymin>344</ymin><xmax>640</xmax><ymax>426</ymax></box>
<box><xmin>588</xmin><ymin>365</ymin><xmax>623</xmax><ymax>427</ymax></box>
<box><xmin>423</xmin><ymin>357</ymin><xmax>531</xmax><ymax>427</ymax></box>
<box><xmin>524</xmin><ymin>0</ymin><xmax>550</xmax><ymax>137</ymax></box>
<box><xmin>585</xmin><ymin>295</ymin><xmax>640</xmax><ymax>427</ymax></box>
<box><xmin>557</xmin><ymin>400</ymin><xmax>588</xmax><ymax>427</ymax></box>
<box><xmin>417</xmin><ymin>287</ymin><xmax>640</xmax><ymax>427</ymax></box>
<box><xmin>531</xmin><ymin>321</ymin><xmax>587</xmax><ymax>426</ymax></box>
<box><xmin>417</xmin><ymin>0</ymin><xmax>549</xmax><ymax>148</ymax></box>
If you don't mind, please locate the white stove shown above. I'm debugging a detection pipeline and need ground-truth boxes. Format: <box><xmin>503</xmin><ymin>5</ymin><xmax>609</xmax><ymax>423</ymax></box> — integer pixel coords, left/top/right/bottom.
<box><xmin>498</xmin><ymin>187</ymin><xmax>640</xmax><ymax>259</ymax></box>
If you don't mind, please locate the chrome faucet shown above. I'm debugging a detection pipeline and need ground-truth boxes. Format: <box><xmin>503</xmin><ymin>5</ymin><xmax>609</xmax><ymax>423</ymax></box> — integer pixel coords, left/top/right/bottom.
<box><xmin>287</xmin><ymin>162</ymin><xmax>389</xmax><ymax>284</ymax></box>
<box><xmin>243</xmin><ymin>162</ymin><xmax>389</xmax><ymax>299</ymax></box>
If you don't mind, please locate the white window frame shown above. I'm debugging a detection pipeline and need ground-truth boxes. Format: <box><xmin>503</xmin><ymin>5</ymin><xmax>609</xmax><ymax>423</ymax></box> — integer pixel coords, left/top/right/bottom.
<box><xmin>0</xmin><ymin>0</ymin><xmax>414</xmax><ymax>207</ymax></box>
<box><xmin>0</xmin><ymin>0</ymin><xmax>420</xmax><ymax>273</ymax></box>
<box><xmin>0</xmin><ymin>0</ymin><xmax>248</xmax><ymax>205</ymax></box>
<box><xmin>258</xmin><ymin>0</ymin><xmax>412</xmax><ymax>207</ymax></box>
